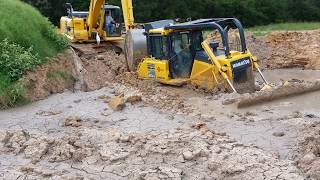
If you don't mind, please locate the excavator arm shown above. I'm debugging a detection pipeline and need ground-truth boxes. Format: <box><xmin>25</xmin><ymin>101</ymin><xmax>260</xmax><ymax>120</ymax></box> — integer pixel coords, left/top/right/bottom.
<box><xmin>121</xmin><ymin>0</ymin><xmax>134</xmax><ymax>31</ymax></box>
<box><xmin>87</xmin><ymin>0</ymin><xmax>105</xmax><ymax>34</ymax></box>
<box><xmin>87</xmin><ymin>0</ymin><xmax>135</xmax><ymax>35</ymax></box>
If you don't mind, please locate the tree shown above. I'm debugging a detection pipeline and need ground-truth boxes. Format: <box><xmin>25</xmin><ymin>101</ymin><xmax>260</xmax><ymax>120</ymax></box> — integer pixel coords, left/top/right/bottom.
<box><xmin>22</xmin><ymin>0</ymin><xmax>320</xmax><ymax>27</ymax></box>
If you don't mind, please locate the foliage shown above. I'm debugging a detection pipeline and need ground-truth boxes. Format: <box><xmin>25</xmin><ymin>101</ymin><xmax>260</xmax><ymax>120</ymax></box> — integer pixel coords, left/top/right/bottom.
<box><xmin>0</xmin><ymin>39</ymin><xmax>40</xmax><ymax>81</ymax></box>
<box><xmin>0</xmin><ymin>75</ymin><xmax>28</xmax><ymax>108</ymax></box>
<box><xmin>23</xmin><ymin>0</ymin><xmax>320</xmax><ymax>27</ymax></box>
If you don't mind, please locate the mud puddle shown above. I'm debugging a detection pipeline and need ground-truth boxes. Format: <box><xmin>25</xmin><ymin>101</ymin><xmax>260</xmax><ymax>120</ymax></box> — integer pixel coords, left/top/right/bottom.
<box><xmin>0</xmin><ymin>87</ymin><xmax>190</xmax><ymax>135</ymax></box>
<box><xmin>259</xmin><ymin>69</ymin><xmax>320</xmax><ymax>83</ymax></box>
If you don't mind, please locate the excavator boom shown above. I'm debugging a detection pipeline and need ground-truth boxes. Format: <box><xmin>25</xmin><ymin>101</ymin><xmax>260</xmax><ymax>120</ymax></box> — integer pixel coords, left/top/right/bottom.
<box><xmin>87</xmin><ymin>0</ymin><xmax>105</xmax><ymax>34</ymax></box>
<box><xmin>121</xmin><ymin>0</ymin><xmax>135</xmax><ymax>31</ymax></box>
<box><xmin>87</xmin><ymin>0</ymin><xmax>135</xmax><ymax>34</ymax></box>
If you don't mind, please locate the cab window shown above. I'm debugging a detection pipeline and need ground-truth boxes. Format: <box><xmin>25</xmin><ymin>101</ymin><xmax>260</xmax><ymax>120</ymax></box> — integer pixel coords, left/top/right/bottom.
<box><xmin>150</xmin><ymin>36</ymin><xmax>168</xmax><ymax>59</ymax></box>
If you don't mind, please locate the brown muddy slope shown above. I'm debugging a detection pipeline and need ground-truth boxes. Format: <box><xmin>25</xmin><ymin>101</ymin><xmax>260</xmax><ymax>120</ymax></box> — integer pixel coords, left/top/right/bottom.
<box><xmin>23</xmin><ymin>49</ymin><xmax>77</xmax><ymax>102</ymax></box>
<box><xmin>247</xmin><ymin>30</ymin><xmax>320</xmax><ymax>70</ymax></box>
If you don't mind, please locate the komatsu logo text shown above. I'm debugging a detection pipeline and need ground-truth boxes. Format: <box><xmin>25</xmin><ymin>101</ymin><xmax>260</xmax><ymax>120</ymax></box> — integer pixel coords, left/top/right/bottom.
<box><xmin>232</xmin><ymin>59</ymin><xmax>251</xmax><ymax>69</ymax></box>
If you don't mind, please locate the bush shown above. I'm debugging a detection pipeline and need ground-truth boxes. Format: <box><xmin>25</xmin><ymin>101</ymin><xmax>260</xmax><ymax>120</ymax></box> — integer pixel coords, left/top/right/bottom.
<box><xmin>0</xmin><ymin>75</ymin><xmax>28</xmax><ymax>108</ymax></box>
<box><xmin>0</xmin><ymin>39</ymin><xmax>41</xmax><ymax>81</ymax></box>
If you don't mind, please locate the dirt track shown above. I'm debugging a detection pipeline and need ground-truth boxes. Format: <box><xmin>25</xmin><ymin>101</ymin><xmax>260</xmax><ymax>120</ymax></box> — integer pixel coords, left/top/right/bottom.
<box><xmin>1</xmin><ymin>30</ymin><xmax>320</xmax><ymax>179</ymax></box>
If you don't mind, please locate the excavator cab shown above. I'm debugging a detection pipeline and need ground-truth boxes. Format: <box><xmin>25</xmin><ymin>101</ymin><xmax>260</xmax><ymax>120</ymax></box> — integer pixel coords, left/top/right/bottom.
<box><xmin>136</xmin><ymin>18</ymin><xmax>262</xmax><ymax>93</ymax></box>
<box><xmin>60</xmin><ymin>2</ymin><xmax>126</xmax><ymax>43</ymax></box>
<box><xmin>103</xmin><ymin>5</ymin><xmax>122</xmax><ymax>37</ymax></box>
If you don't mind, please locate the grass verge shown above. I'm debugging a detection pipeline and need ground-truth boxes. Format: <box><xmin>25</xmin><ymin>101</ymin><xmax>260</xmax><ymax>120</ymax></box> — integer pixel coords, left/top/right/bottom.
<box><xmin>248</xmin><ymin>22</ymin><xmax>320</xmax><ymax>36</ymax></box>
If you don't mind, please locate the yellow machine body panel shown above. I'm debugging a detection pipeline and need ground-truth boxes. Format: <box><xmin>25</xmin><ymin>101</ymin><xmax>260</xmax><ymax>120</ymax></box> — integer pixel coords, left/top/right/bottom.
<box><xmin>60</xmin><ymin>17</ymin><xmax>89</xmax><ymax>42</ymax></box>
<box><xmin>138</xmin><ymin>58</ymin><xmax>170</xmax><ymax>81</ymax></box>
<box><xmin>190</xmin><ymin>51</ymin><xmax>254</xmax><ymax>91</ymax></box>
<box><xmin>190</xmin><ymin>60</ymin><xmax>220</xmax><ymax>90</ymax></box>
<box><xmin>137</xmin><ymin>58</ymin><xmax>190</xmax><ymax>86</ymax></box>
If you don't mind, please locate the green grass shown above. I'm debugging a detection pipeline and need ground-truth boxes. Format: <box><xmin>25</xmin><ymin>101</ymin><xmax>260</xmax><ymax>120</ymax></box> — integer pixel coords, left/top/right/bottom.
<box><xmin>0</xmin><ymin>0</ymin><xmax>68</xmax><ymax>108</ymax></box>
<box><xmin>0</xmin><ymin>0</ymin><xmax>67</xmax><ymax>58</ymax></box>
<box><xmin>248</xmin><ymin>22</ymin><xmax>320</xmax><ymax>36</ymax></box>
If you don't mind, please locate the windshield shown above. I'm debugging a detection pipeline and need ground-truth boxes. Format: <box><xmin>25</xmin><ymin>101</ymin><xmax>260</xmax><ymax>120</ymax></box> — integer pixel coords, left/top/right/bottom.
<box><xmin>170</xmin><ymin>32</ymin><xmax>193</xmax><ymax>78</ymax></box>
<box><xmin>192</xmin><ymin>28</ymin><xmax>242</xmax><ymax>56</ymax></box>
<box><xmin>149</xmin><ymin>36</ymin><xmax>168</xmax><ymax>59</ymax></box>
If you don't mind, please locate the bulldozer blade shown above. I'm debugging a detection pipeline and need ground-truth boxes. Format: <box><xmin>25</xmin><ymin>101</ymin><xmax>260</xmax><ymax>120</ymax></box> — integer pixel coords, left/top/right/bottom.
<box><xmin>237</xmin><ymin>81</ymin><xmax>320</xmax><ymax>108</ymax></box>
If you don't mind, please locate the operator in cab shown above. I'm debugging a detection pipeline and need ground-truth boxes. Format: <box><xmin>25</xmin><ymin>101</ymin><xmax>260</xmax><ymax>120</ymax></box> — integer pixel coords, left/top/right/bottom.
<box><xmin>104</xmin><ymin>11</ymin><xmax>115</xmax><ymax>35</ymax></box>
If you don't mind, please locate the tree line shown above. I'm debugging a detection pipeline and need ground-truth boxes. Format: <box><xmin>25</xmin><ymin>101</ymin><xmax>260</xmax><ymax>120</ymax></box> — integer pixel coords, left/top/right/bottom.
<box><xmin>23</xmin><ymin>0</ymin><xmax>320</xmax><ymax>27</ymax></box>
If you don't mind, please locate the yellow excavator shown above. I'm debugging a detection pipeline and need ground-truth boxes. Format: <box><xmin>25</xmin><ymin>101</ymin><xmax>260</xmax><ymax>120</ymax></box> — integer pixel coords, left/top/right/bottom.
<box><xmin>60</xmin><ymin>0</ymin><xmax>134</xmax><ymax>43</ymax></box>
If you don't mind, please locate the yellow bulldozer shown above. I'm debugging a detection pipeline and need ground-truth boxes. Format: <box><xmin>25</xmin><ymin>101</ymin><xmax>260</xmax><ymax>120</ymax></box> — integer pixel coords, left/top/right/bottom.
<box><xmin>125</xmin><ymin>18</ymin><xmax>269</xmax><ymax>94</ymax></box>
<box><xmin>124</xmin><ymin>19</ymin><xmax>320</xmax><ymax>106</ymax></box>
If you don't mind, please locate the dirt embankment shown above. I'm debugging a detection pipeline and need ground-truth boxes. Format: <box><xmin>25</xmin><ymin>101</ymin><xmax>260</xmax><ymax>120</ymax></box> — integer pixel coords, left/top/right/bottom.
<box><xmin>76</xmin><ymin>44</ymin><xmax>127</xmax><ymax>91</ymax></box>
<box><xmin>247</xmin><ymin>30</ymin><xmax>320</xmax><ymax>70</ymax></box>
<box><xmin>23</xmin><ymin>49</ymin><xmax>77</xmax><ymax>102</ymax></box>
<box><xmin>22</xmin><ymin>45</ymin><xmax>127</xmax><ymax>102</ymax></box>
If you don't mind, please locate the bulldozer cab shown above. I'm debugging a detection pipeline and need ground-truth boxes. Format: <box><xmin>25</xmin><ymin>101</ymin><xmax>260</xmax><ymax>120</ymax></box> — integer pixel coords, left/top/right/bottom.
<box><xmin>164</xmin><ymin>18</ymin><xmax>248</xmax><ymax>57</ymax></box>
<box><xmin>146</xmin><ymin>19</ymin><xmax>248</xmax><ymax>73</ymax></box>
<box><xmin>169</xmin><ymin>31</ymin><xmax>194</xmax><ymax>78</ymax></box>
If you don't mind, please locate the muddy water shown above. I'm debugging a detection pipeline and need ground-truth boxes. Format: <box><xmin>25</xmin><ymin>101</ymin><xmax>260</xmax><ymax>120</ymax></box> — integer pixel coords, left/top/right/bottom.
<box><xmin>185</xmin><ymin>69</ymin><xmax>320</xmax><ymax>159</ymax></box>
<box><xmin>0</xmin><ymin>88</ymin><xmax>190</xmax><ymax>136</ymax></box>
<box><xmin>260</xmin><ymin>69</ymin><xmax>320</xmax><ymax>83</ymax></box>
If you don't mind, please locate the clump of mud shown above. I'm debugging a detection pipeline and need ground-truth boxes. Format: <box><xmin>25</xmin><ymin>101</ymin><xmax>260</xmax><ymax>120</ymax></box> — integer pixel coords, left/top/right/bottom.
<box><xmin>23</xmin><ymin>49</ymin><xmax>77</xmax><ymax>102</ymax></box>
<box><xmin>0</xmin><ymin>125</ymin><xmax>303</xmax><ymax>179</ymax></box>
<box><xmin>81</xmin><ymin>50</ymin><xmax>127</xmax><ymax>91</ymax></box>
<box><xmin>296</xmin><ymin>122</ymin><xmax>320</xmax><ymax>179</ymax></box>
<box><xmin>72</xmin><ymin>43</ymin><xmax>127</xmax><ymax>91</ymax></box>
<box><xmin>113</xmin><ymin>72</ymin><xmax>195</xmax><ymax>114</ymax></box>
